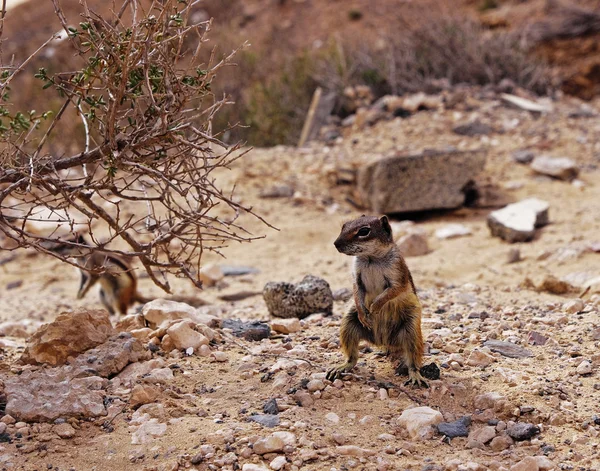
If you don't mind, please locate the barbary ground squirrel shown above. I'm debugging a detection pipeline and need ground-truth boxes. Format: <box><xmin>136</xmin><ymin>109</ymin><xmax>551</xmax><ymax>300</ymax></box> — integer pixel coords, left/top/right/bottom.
<box><xmin>326</xmin><ymin>215</ymin><xmax>428</xmax><ymax>387</ymax></box>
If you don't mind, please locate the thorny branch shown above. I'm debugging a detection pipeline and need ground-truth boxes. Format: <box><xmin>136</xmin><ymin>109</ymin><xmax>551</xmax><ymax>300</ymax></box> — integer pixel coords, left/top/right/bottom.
<box><xmin>0</xmin><ymin>0</ymin><xmax>271</xmax><ymax>292</ymax></box>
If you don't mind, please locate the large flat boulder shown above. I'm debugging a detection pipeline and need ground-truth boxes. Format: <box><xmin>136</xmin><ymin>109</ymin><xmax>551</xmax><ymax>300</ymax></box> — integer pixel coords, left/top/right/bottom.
<box><xmin>357</xmin><ymin>148</ymin><xmax>486</xmax><ymax>213</ymax></box>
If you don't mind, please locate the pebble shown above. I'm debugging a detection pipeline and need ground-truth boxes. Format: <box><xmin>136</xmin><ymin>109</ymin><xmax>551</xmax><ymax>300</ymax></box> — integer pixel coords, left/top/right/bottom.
<box><xmin>53</xmin><ymin>423</ymin><xmax>76</xmax><ymax>439</ymax></box>
<box><xmin>211</xmin><ymin>351</ymin><xmax>228</xmax><ymax>362</ymax></box>
<box><xmin>483</xmin><ymin>340</ymin><xmax>533</xmax><ymax>359</ymax></box>
<box><xmin>395</xmin><ymin>407</ymin><xmax>443</xmax><ymax>440</ymax></box>
<box><xmin>270</xmin><ymin>456</ymin><xmax>287</xmax><ymax>470</ymax></box>
<box><xmin>576</xmin><ymin>360</ymin><xmax>593</xmax><ymax>376</ymax></box>
<box><xmin>506</xmin><ymin>422</ymin><xmax>539</xmax><ymax>441</ymax></box>
<box><xmin>510</xmin><ymin>456</ymin><xmax>539</xmax><ymax>471</ymax></box>
<box><xmin>263</xmin><ymin>398</ymin><xmax>279</xmax><ymax>415</ymax></box>
<box><xmin>325</xmin><ymin>412</ymin><xmax>340</xmax><ymax>424</ymax></box>
<box><xmin>466</xmin><ymin>349</ymin><xmax>495</xmax><ymax>367</ymax></box>
<box><xmin>564</xmin><ymin>298</ymin><xmax>584</xmax><ymax>314</ymax></box>
<box><xmin>490</xmin><ymin>433</ymin><xmax>513</xmax><ymax>451</ymax></box>
<box><xmin>242</xmin><ymin>464</ymin><xmax>269</xmax><ymax>471</ymax></box>
<box><xmin>249</xmin><ymin>414</ymin><xmax>280</xmax><ymax>428</ymax></box>
<box><xmin>271</xmin><ymin>318</ymin><xmax>302</xmax><ymax>334</ymax></box>
<box><xmin>435</xmin><ymin>224</ymin><xmax>471</xmax><ymax>239</ymax></box>
<box><xmin>530</xmin><ymin>155</ymin><xmax>579</xmax><ymax>180</ymax></box>
<box><xmin>306</xmin><ymin>379</ymin><xmax>325</xmax><ymax>392</ymax></box>
<box><xmin>437</xmin><ymin>416</ymin><xmax>471</xmax><ymax>439</ymax></box>
<box><xmin>253</xmin><ymin>435</ymin><xmax>285</xmax><ymax>455</ymax></box>
<box><xmin>468</xmin><ymin>425</ymin><xmax>496</xmax><ymax>444</ymax></box>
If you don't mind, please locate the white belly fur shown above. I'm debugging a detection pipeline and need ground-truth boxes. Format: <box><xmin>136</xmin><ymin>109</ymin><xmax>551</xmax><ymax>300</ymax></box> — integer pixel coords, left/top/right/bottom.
<box><xmin>354</xmin><ymin>258</ymin><xmax>386</xmax><ymax>308</ymax></box>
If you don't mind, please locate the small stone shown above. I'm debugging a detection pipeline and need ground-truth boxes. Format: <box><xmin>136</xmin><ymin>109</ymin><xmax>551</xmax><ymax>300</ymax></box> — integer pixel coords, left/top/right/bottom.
<box><xmin>397</xmin><ymin>232</ymin><xmax>430</xmax><ymax>257</ymax></box>
<box><xmin>395</xmin><ymin>406</ymin><xmax>443</xmax><ymax>440</ymax></box>
<box><xmin>143</xmin><ymin>368</ymin><xmax>174</xmax><ymax>384</ymax></box>
<box><xmin>435</xmin><ymin>224</ymin><xmax>471</xmax><ymax>239</ymax></box>
<box><xmin>253</xmin><ymin>435</ymin><xmax>285</xmax><ymax>454</ymax></box>
<box><xmin>306</xmin><ymin>379</ymin><xmax>325</xmax><ymax>392</ymax></box>
<box><xmin>534</xmin><ymin>456</ymin><xmax>556</xmax><ymax>471</ymax></box>
<box><xmin>483</xmin><ymin>340</ymin><xmax>533</xmax><ymax>359</ymax></box>
<box><xmin>473</xmin><ymin>392</ymin><xmax>505</xmax><ymax>410</ymax></box>
<box><xmin>221</xmin><ymin>319</ymin><xmax>271</xmax><ymax>341</ymax></box>
<box><xmin>53</xmin><ymin>423</ymin><xmax>76</xmax><ymax>439</ymax></box>
<box><xmin>263</xmin><ymin>275</ymin><xmax>333</xmax><ymax>319</ymax></box>
<box><xmin>507</xmin><ymin>248</ymin><xmax>521</xmax><ymax>264</ymax></box>
<box><xmin>270</xmin><ymin>318</ymin><xmax>302</xmax><ymax>334</ymax></box>
<box><xmin>293</xmin><ymin>390</ymin><xmax>314</xmax><ymax>407</ymax></box>
<box><xmin>142</xmin><ymin>299</ymin><xmax>219</xmax><ymax>329</ymax></box>
<box><xmin>248</xmin><ymin>414</ymin><xmax>280</xmax><ymax>428</ymax></box>
<box><xmin>242</xmin><ymin>465</ymin><xmax>269</xmax><ymax>471</ymax></box>
<box><xmin>510</xmin><ymin>456</ymin><xmax>539</xmax><ymax>471</ymax></box>
<box><xmin>131</xmin><ymin>419</ymin><xmax>167</xmax><ymax>445</ymax></box>
<box><xmin>487</xmin><ymin>198</ymin><xmax>549</xmax><ymax>243</ymax></box>
<box><xmin>219</xmin><ymin>265</ymin><xmax>260</xmax><ymax>276</ymax></box>
<box><xmin>199</xmin><ymin>263</ymin><xmax>224</xmax><ymax>287</ymax></box>
<box><xmin>325</xmin><ymin>412</ymin><xmax>340</xmax><ymax>424</ymax></box>
<box><xmin>335</xmin><ymin>445</ymin><xmax>376</xmax><ymax>457</ymax></box>
<box><xmin>564</xmin><ymin>299</ymin><xmax>584</xmax><ymax>314</ymax></box>
<box><xmin>576</xmin><ymin>360</ymin><xmax>593</xmax><ymax>376</ymax></box>
<box><xmin>531</xmin><ymin>155</ymin><xmax>579</xmax><ymax>180</ymax></box>
<box><xmin>270</xmin><ymin>456</ymin><xmax>287</xmax><ymax>471</ymax></box>
<box><xmin>211</xmin><ymin>351</ymin><xmax>228</xmax><ymax>362</ymax></box>
<box><xmin>468</xmin><ymin>425</ymin><xmax>496</xmax><ymax>444</ymax></box>
<box><xmin>506</xmin><ymin>422</ymin><xmax>539</xmax><ymax>441</ymax></box>
<box><xmin>512</xmin><ymin>150</ymin><xmax>535</xmax><ymax>164</ymax></box>
<box><xmin>437</xmin><ymin>416</ymin><xmax>471</xmax><ymax>439</ymax></box>
<box><xmin>490</xmin><ymin>433</ymin><xmax>513</xmax><ymax>451</ymax></box>
<box><xmin>167</xmin><ymin>320</ymin><xmax>209</xmax><ymax>351</ymax></box>
<box><xmin>537</xmin><ymin>275</ymin><xmax>575</xmax><ymax>295</ymax></box>
<box><xmin>263</xmin><ymin>399</ymin><xmax>279</xmax><ymax>415</ymax></box>
<box><xmin>528</xmin><ymin>331</ymin><xmax>548</xmax><ymax>346</ymax></box>
<box><xmin>466</xmin><ymin>349</ymin><xmax>495</xmax><ymax>367</ymax></box>
<box><xmin>453</xmin><ymin>120</ymin><xmax>493</xmax><ymax>136</ymax></box>
<box><xmin>131</xmin><ymin>384</ymin><xmax>161</xmax><ymax>407</ymax></box>
<box><xmin>420</xmin><ymin>362</ymin><xmax>441</xmax><ymax>380</ymax></box>
<box><xmin>332</xmin><ymin>433</ymin><xmax>346</xmax><ymax>445</ymax></box>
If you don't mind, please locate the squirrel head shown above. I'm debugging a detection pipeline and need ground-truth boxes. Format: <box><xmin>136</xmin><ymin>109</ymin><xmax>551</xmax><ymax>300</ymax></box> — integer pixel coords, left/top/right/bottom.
<box><xmin>334</xmin><ymin>215</ymin><xmax>394</xmax><ymax>257</ymax></box>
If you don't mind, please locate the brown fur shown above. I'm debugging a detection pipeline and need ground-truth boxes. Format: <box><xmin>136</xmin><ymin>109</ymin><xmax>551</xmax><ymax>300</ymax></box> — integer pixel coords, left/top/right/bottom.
<box><xmin>327</xmin><ymin>215</ymin><xmax>427</xmax><ymax>387</ymax></box>
<box><xmin>76</xmin><ymin>251</ymin><xmax>149</xmax><ymax>316</ymax></box>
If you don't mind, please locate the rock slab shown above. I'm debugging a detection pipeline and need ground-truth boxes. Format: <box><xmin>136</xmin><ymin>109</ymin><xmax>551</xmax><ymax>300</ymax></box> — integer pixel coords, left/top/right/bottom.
<box><xmin>21</xmin><ymin>309</ymin><xmax>114</xmax><ymax>366</ymax></box>
<box><xmin>531</xmin><ymin>155</ymin><xmax>579</xmax><ymax>180</ymax></box>
<box><xmin>483</xmin><ymin>340</ymin><xmax>533</xmax><ymax>359</ymax></box>
<box><xmin>263</xmin><ymin>275</ymin><xmax>333</xmax><ymax>319</ymax></box>
<box><xmin>437</xmin><ymin>416</ymin><xmax>471</xmax><ymax>439</ymax></box>
<box><xmin>487</xmin><ymin>198</ymin><xmax>549</xmax><ymax>242</ymax></box>
<box><xmin>357</xmin><ymin>148</ymin><xmax>486</xmax><ymax>213</ymax></box>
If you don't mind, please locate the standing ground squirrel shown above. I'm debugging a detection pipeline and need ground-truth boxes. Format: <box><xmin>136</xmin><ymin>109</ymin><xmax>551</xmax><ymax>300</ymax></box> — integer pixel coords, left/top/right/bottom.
<box><xmin>326</xmin><ymin>215</ymin><xmax>428</xmax><ymax>387</ymax></box>
<box><xmin>65</xmin><ymin>236</ymin><xmax>150</xmax><ymax>315</ymax></box>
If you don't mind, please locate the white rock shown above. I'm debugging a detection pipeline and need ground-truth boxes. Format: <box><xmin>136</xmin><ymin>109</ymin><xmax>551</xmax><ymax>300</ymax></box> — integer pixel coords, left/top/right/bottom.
<box><xmin>576</xmin><ymin>360</ymin><xmax>593</xmax><ymax>376</ymax></box>
<box><xmin>199</xmin><ymin>263</ymin><xmax>224</xmax><ymax>287</ymax></box>
<box><xmin>167</xmin><ymin>320</ymin><xmax>209</xmax><ymax>350</ymax></box>
<box><xmin>131</xmin><ymin>419</ymin><xmax>167</xmax><ymax>444</ymax></box>
<box><xmin>211</xmin><ymin>351</ymin><xmax>228</xmax><ymax>362</ymax></box>
<box><xmin>272</xmin><ymin>431</ymin><xmax>296</xmax><ymax>446</ymax></box>
<box><xmin>488</xmin><ymin>198</ymin><xmax>549</xmax><ymax>243</ymax></box>
<box><xmin>142</xmin><ymin>299</ymin><xmax>218</xmax><ymax>329</ymax></box>
<box><xmin>534</xmin><ymin>456</ymin><xmax>556</xmax><ymax>471</ymax></box>
<box><xmin>143</xmin><ymin>368</ymin><xmax>174</xmax><ymax>384</ymax></box>
<box><xmin>325</xmin><ymin>412</ymin><xmax>340</xmax><ymax>424</ymax></box>
<box><xmin>564</xmin><ymin>298</ymin><xmax>584</xmax><ymax>314</ymax></box>
<box><xmin>270</xmin><ymin>318</ymin><xmax>302</xmax><ymax>334</ymax></box>
<box><xmin>270</xmin><ymin>456</ymin><xmax>287</xmax><ymax>471</ymax></box>
<box><xmin>242</xmin><ymin>464</ymin><xmax>269</xmax><ymax>471</ymax></box>
<box><xmin>435</xmin><ymin>224</ymin><xmax>471</xmax><ymax>239</ymax></box>
<box><xmin>531</xmin><ymin>155</ymin><xmax>579</xmax><ymax>180</ymax></box>
<box><xmin>394</xmin><ymin>406</ymin><xmax>443</xmax><ymax>440</ymax></box>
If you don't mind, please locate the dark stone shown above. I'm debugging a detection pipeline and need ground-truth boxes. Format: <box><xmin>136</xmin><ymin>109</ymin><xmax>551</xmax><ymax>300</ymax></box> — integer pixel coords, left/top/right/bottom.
<box><xmin>528</xmin><ymin>331</ymin><xmax>548</xmax><ymax>346</ymax></box>
<box><xmin>263</xmin><ymin>398</ymin><xmax>279</xmax><ymax>415</ymax></box>
<box><xmin>219</xmin><ymin>265</ymin><xmax>260</xmax><ymax>276</ymax></box>
<box><xmin>512</xmin><ymin>150</ymin><xmax>536</xmax><ymax>164</ymax></box>
<box><xmin>0</xmin><ymin>433</ymin><xmax>11</xmax><ymax>443</ymax></box>
<box><xmin>453</xmin><ymin>120</ymin><xmax>493</xmax><ymax>136</ymax></box>
<box><xmin>6</xmin><ymin>280</ymin><xmax>22</xmax><ymax>290</ymax></box>
<box><xmin>483</xmin><ymin>340</ymin><xmax>533</xmax><ymax>359</ymax></box>
<box><xmin>248</xmin><ymin>414</ymin><xmax>280</xmax><ymax>428</ymax></box>
<box><xmin>507</xmin><ymin>422</ymin><xmax>540</xmax><ymax>441</ymax></box>
<box><xmin>221</xmin><ymin>319</ymin><xmax>271</xmax><ymax>341</ymax></box>
<box><xmin>218</xmin><ymin>291</ymin><xmax>261</xmax><ymax>302</ymax></box>
<box><xmin>437</xmin><ymin>416</ymin><xmax>471</xmax><ymax>439</ymax></box>
<box><xmin>191</xmin><ymin>453</ymin><xmax>203</xmax><ymax>465</ymax></box>
<box><xmin>421</xmin><ymin>363</ymin><xmax>441</xmax><ymax>380</ymax></box>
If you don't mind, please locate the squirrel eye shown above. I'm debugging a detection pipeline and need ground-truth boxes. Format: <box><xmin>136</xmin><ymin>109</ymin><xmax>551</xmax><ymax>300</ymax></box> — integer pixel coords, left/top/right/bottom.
<box><xmin>357</xmin><ymin>227</ymin><xmax>371</xmax><ymax>237</ymax></box>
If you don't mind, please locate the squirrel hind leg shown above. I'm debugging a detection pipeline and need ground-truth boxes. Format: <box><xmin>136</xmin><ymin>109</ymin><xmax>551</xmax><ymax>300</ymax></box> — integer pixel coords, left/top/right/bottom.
<box><xmin>327</xmin><ymin>306</ymin><xmax>374</xmax><ymax>381</ymax></box>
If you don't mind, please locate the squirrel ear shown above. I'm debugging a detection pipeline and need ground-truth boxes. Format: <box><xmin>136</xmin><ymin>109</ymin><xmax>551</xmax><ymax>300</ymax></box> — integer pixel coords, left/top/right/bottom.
<box><xmin>380</xmin><ymin>215</ymin><xmax>392</xmax><ymax>236</ymax></box>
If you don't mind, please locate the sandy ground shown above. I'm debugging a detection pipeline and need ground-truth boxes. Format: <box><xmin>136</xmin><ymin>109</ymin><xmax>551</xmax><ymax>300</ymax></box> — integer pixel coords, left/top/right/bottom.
<box><xmin>1</xmin><ymin>90</ymin><xmax>600</xmax><ymax>470</ymax></box>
